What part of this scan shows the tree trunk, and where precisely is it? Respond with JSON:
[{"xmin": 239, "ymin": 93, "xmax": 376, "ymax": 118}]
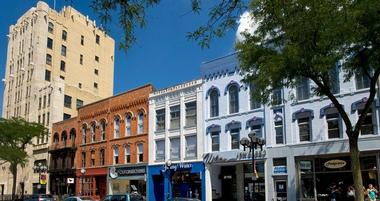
[
  {"xmin": 10, "ymin": 163, "xmax": 17, "ymax": 201},
  {"xmin": 349, "ymin": 135, "xmax": 364, "ymax": 201}
]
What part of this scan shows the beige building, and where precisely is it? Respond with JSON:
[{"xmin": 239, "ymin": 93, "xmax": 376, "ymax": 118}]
[{"xmin": 1, "ymin": 1, "xmax": 114, "ymax": 195}]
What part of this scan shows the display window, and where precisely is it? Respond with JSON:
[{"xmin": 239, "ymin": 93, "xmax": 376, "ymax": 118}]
[{"xmin": 171, "ymin": 171, "xmax": 202, "ymax": 199}]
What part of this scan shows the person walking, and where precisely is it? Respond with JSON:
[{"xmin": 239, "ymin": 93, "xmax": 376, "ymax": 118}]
[
  {"xmin": 347, "ymin": 185, "xmax": 355, "ymax": 201},
  {"xmin": 367, "ymin": 184, "xmax": 378, "ymax": 201}
]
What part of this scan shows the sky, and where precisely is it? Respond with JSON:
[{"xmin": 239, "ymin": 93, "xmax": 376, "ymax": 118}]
[{"xmin": 0, "ymin": 0, "xmax": 245, "ymax": 113}]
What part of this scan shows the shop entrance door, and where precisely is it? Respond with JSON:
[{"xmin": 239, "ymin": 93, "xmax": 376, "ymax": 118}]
[
  {"xmin": 274, "ymin": 180, "xmax": 287, "ymax": 201},
  {"xmin": 221, "ymin": 166, "xmax": 236, "ymax": 201}
]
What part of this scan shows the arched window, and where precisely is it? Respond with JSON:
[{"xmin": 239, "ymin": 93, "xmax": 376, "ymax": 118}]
[
  {"xmin": 100, "ymin": 149, "xmax": 105, "ymax": 166},
  {"xmin": 53, "ymin": 133, "xmax": 59, "ymax": 143},
  {"xmin": 229, "ymin": 85, "xmax": 239, "ymax": 114},
  {"xmin": 210, "ymin": 90, "xmax": 219, "ymax": 117},
  {"xmin": 114, "ymin": 116, "xmax": 120, "ymax": 138},
  {"xmin": 61, "ymin": 131, "xmax": 67, "ymax": 144},
  {"xmin": 70, "ymin": 128, "xmax": 76, "ymax": 143},
  {"xmin": 113, "ymin": 146, "xmax": 119, "ymax": 164},
  {"xmin": 100, "ymin": 120, "xmax": 106, "ymax": 141},
  {"xmin": 138, "ymin": 111, "xmax": 144, "ymax": 134},
  {"xmin": 48, "ymin": 22, "xmax": 54, "ymax": 33},
  {"xmin": 91, "ymin": 122, "xmax": 96, "ymax": 142},
  {"xmin": 90, "ymin": 150, "xmax": 95, "ymax": 166},
  {"xmin": 82, "ymin": 125, "xmax": 87, "ymax": 144},
  {"xmin": 125, "ymin": 114, "xmax": 132, "ymax": 136}
]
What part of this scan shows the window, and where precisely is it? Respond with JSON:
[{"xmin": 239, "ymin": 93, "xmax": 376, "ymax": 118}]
[
  {"xmin": 114, "ymin": 116, "xmax": 120, "ymax": 138},
  {"xmin": 156, "ymin": 109, "xmax": 165, "ymax": 131},
  {"xmin": 47, "ymin": 38, "xmax": 53, "ymax": 49},
  {"xmin": 60, "ymin": 60, "xmax": 65, "ymax": 71},
  {"xmin": 46, "ymin": 54, "xmax": 52, "ymax": 65},
  {"xmin": 48, "ymin": 94, "xmax": 51, "ymax": 107},
  {"xmin": 45, "ymin": 70, "xmax": 51, "ymax": 81},
  {"xmin": 137, "ymin": 144, "xmax": 144, "ymax": 163},
  {"xmin": 170, "ymin": 105, "xmax": 180, "ymax": 129},
  {"xmin": 91, "ymin": 151, "xmax": 95, "ymax": 166},
  {"xmin": 113, "ymin": 147, "xmax": 119, "ymax": 164},
  {"xmin": 91, "ymin": 123, "xmax": 96, "ymax": 142},
  {"xmin": 185, "ymin": 135, "xmax": 197, "ymax": 158},
  {"xmin": 100, "ymin": 121, "xmax": 106, "ymax": 141},
  {"xmin": 94, "ymin": 69, "xmax": 99, "ymax": 75},
  {"xmin": 210, "ymin": 90, "xmax": 219, "ymax": 117},
  {"xmin": 96, "ymin": 34, "xmax": 100, "ymax": 44},
  {"xmin": 125, "ymin": 145, "xmax": 130, "ymax": 163},
  {"xmin": 64, "ymin": 95, "xmax": 72, "ymax": 108},
  {"xmin": 81, "ymin": 35, "xmax": 84, "ymax": 45},
  {"xmin": 63, "ymin": 113, "xmax": 71, "ymax": 120},
  {"xmin": 230, "ymin": 128, "xmax": 240, "ymax": 150},
  {"xmin": 62, "ymin": 30, "xmax": 67, "ymax": 41},
  {"xmin": 272, "ymin": 88, "xmax": 282, "ymax": 105},
  {"xmin": 47, "ymin": 112, "xmax": 50, "ymax": 125},
  {"xmin": 100, "ymin": 149, "xmax": 105, "ymax": 166},
  {"xmin": 82, "ymin": 125, "xmax": 87, "ymax": 144},
  {"xmin": 155, "ymin": 140, "xmax": 165, "ymax": 161},
  {"xmin": 43, "ymin": 95, "xmax": 46, "ymax": 108},
  {"xmin": 296, "ymin": 78, "xmax": 310, "ymax": 101},
  {"xmin": 61, "ymin": 45, "xmax": 67, "ymax": 56},
  {"xmin": 275, "ymin": 119, "xmax": 284, "ymax": 144},
  {"xmin": 250, "ymin": 125, "xmax": 263, "ymax": 139},
  {"xmin": 94, "ymin": 82, "xmax": 98, "ymax": 89},
  {"xmin": 138, "ymin": 112, "xmax": 144, "ymax": 134},
  {"xmin": 211, "ymin": 132, "xmax": 220, "ymax": 152},
  {"xmin": 356, "ymin": 72, "xmax": 370, "ymax": 90},
  {"xmin": 299, "ymin": 117, "xmax": 311, "ymax": 141},
  {"xmin": 327, "ymin": 113, "xmax": 340, "ymax": 139},
  {"xmin": 229, "ymin": 85, "xmax": 239, "ymax": 114},
  {"xmin": 250, "ymin": 84, "xmax": 261, "ymax": 109},
  {"xmin": 170, "ymin": 138, "xmax": 180, "ymax": 160},
  {"xmin": 76, "ymin": 99, "xmax": 83, "ymax": 108},
  {"xmin": 359, "ymin": 107, "xmax": 374, "ymax": 135},
  {"xmin": 81, "ymin": 152, "xmax": 86, "ymax": 167},
  {"xmin": 39, "ymin": 97, "xmax": 42, "ymax": 109},
  {"xmin": 48, "ymin": 22, "xmax": 54, "ymax": 33},
  {"xmin": 125, "ymin": 114, "xmax": 131, "ymax": 136},
  {"xmin": 80, "ymin": 54, "xmax": 83, "ymax": 65},
  {"xmin": 185, "ymin": 102, "xmax": 196, "ymax": 127},
  {"xmin": 60, "ymin": 75, "xmax": 65, "ymax": 80},
  {"xmin": 78, "ymin": 83, "xmax": 82, "ymax": 88},
  {"xmin": 95, "ymin": 56, "xmax": 99, "ymax": 62},
  {"xmin": 330, "ymin": 67, "xmax": 340, "ymax": 94}
]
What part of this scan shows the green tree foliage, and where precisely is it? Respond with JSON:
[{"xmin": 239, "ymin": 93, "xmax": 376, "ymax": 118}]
[
  {"xmin": 0, "ymin": 117, "xmax": 47, "ymax": 199},
  {"xmin": 235, "ymin": 1, "xmax": 380, "ymax": 200}
]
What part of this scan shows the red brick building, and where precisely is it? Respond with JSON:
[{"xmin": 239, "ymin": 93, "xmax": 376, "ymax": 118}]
[{"xmin": 74, "ymin": 84, "xmax": 153, "ymax": 200}]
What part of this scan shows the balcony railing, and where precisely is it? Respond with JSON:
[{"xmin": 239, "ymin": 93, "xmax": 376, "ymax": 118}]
[{"xmin": 48, "ymin": 141, "xmax": 76, "ymax": 152}]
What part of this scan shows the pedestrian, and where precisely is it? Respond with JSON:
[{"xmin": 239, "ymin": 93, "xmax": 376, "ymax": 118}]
[
  {"xmin": 347, "ymin": 185, "xmax": 355, "ymax": 201},
  {"xmin": 367, "ymin": 184, "xmax": 378, "ymax": 201}
]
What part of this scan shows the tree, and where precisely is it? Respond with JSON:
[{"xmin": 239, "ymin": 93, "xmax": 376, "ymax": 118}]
[
  {"xmin": 235, "ymin": 1, "xmax": 380, "ymax": 201},
  {"xmin": 0, "ymin": 117, "xmax": 47, "ymax": 200}
]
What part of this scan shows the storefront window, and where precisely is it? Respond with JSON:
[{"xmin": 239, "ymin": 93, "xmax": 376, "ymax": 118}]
[
  {"xmin": 244, "ymin": 162, "xmax": 265, "ymax": 200},
  {"xmin": 172, "ymin": 171, "xmax": 202, "ymax": 199},
  {"xmin": 299, "ymin": 160, "xmax": 314, "ymax": 199}
]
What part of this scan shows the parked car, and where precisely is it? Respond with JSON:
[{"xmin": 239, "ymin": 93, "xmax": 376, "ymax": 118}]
[
  {"xmin": 24, "ymin": 194, "xmax": 54, "ymax": 201},
  {"xmin": 101, "ymin": 193, "xmax": 145, "ymax": 201},
  {"xmin": 64, "ymin": 196, "xmax": 95, "ymax": 201}
]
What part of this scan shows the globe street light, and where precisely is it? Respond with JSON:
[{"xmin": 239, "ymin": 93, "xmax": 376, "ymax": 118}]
[
  {"xmin": 80, "ymin": 168, "xmax": 86, "ymax": 196},
  {"xmin": 240, "ymin": 132, "xmax": 265, "ymax": 201}
]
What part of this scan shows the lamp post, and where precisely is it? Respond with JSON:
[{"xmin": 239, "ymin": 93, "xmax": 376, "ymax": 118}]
[
  {"xmin": 240, "ymin": 132, "xmax": 265, "ymax": 201},
  {"xmin": 163, "ymin": 160, "xmax": 172, "ymax": 201},
  {"xmin": 33, "ymin": 162, "xmax": 48, "ymax": 194},
  {"xmin": 80, "ymin": 168, "xmax": 86, "ymax": 196}
]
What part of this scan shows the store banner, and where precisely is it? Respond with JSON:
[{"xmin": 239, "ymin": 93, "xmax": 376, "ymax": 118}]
[
  {"xmin": 40, "ymin": 174, "xmax": 47, "ymax": 185},
  {"xmin": 203, "ymin": 149, "xmax": 266, "ymax": 164}
]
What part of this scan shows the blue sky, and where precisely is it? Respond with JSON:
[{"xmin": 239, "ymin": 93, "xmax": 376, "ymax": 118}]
[{"xmin": 0, "ymin": 0, "xmax": 238, "ymax": 113}]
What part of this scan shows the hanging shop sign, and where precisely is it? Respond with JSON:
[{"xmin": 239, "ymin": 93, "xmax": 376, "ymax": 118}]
[
  {"xmin": 40, "ymin": 174, "xmax": 47, "ymax": 185},
  {"xmin": 67, "ymin": 178, "xmax": 75, "ymax": 184},
  {"xmin": 109, "ymin": 165, "xmax": 146, "ymax": 179},
  {"xmin": 324, "ymin": 159, "xmax": 346, "ymax": 169}
]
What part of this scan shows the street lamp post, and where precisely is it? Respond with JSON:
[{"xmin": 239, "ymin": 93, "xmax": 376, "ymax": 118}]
[
  {"xmin": 80, "ymin": 168, "xmax": 86, "ymax": 196},
  {"xmin": 33, "ymin": 162, "xmax": 48, "ymax": 194},
  {"xmin": 163, "ymin": 160, "xmax": 172, "ymax": 201},
  {"xmin": 240, "ymin": 132, "xmax": 265, "ymax": 201}
]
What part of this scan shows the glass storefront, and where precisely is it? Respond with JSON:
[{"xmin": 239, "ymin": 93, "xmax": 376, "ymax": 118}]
[
  {"xmin": 244, "ymin": 161, "xmax": 265, "ymax": 201},
  {"xmin": 110, "ymin": 179, "xmax": 146, "ymax": 196},
  {"xmin": 171, "ymin": 171, "xmax": 202, "ymax": 199}
]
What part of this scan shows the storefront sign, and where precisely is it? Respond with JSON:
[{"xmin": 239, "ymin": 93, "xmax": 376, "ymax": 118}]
[
  {"xmin": 324, "ymin": 159, "xmax": 346, "ymax": 169},
  {"xmin": 67, "ymin": 178, "xmax": 75, "ymax": 184},
  {"xmin": 109, "ymin": 166, "xmax": 146, "ymax": 179},
  {"xmin": 203, "ymin": 150, "xmax": 266, "ymax": 164},
  {"xmin": 273, "ymin": 166, "xmax": 287, "ymax": 174},
  {"xmin": 169, "ymin": 163, "xmax": 193, "ymax": 171}
]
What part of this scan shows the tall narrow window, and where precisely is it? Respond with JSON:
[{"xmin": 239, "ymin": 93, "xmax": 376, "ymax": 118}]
[
  {"xmin": 64, "ymin": 95, "xmax": 72, "ymax": 108},
  {"xmin": 275, "ymin": 119, "xmax": 284, "ymax": 144},
  {"xmin": 96, "ymin": 34, "xmax": 100, "ymax": 44},
  {"xmin": 185, "ymin": 102, "xmax": 197, "ymax": 127},
  {"xmin": 100, "ymin": 149, "xmax": 105, "ymax": 166},
  {"xmin": 100, "ymin": 121, "xmax": 106, "ymax": 141},
  {"xmin": 46, "ymin": 54, "xmax": 52, "ymax": 65},
  {"xmin": 272, "ymin": 88, "xmax": 283, "ymax": 105},
  {"xmin": 113, "ymin": 147, "xmax": 119, "ymax": 164},
  {"xmin": 91, "ymin": 151, "xmax": 95, "ymax": 166},
  {"xmin": 326, "ymin": 112, "xmax": 340, "ymax": 139},
  {"xmin": 61, "ymin": 45, "xmax": 67, "ymax": 56},
  {"xmin": 62, "ymin": 30, "xmax": 67, "ymax": 41},
  {"xmin": 60, "ymin": 60, "xmax": 65, "ymax": 71},
  {"xmin": 82, "ymin": 125, "xmax": 87, "ymax": 144},
  {"xmin": 114, "ymin": 116, "xmax": 120, "ymax": 138},
  {"xmin": 81, "ymin": 35, "xmax": 84, "ymax": 45},
  {"xmin": 81, "ymin": 152, "xmax": 86, "ymax": 167},
  {"xmin": 210, "ymin": 90, "xmax": 219, "ymax": 117},
  {"xmin": 80, "ymin": 54, "xmax": 83, "ymax": 65},
  {"xmin": 47, "ymin": 38, "xmax": 53, "ymax": 49},
  {"xmin": 156, "ymin": 109, "xmax": 165, "ymax": 131},
  {"xmin": 170, "ymin": 138, "xmax": 180, "ymax": 160},
  {"xmin": 230, "ymin": 128, "xmax": 240, "ymax": 150},
  {"xmin": 170, "ymin": 105, "xmax": 180, "ymax": 129},
  {"xmin": 211, "ymin": 131, "xmax": 220, "ymax": 152},
  {"xmin": 229, "ymin": 85, "xmax": 239, "ymax": 114},
  {"xmin": 125, "ymin": 145, "xmax": 130, "ymax": 163},
  {"xmin": 250, "ymin": 125, "xmax": 263, "ymax": 139},
  {"xmin": 185, "ymin": 135, "xmax": 197, "ymax": 159},
  {"xmin": 356, "ymin": 72, "xmax": 370, "ymax": 90},
  {"xmin": 359, "ymin": 107, "xmax": 374, "ymax": 135},
  {"xmin": 137, "ymin": 144, "xmax": 144, "ymax": 163},
  {"xmin": 296, "ymin": 78, "xmax": 310, "ymax": 101},
  {"xmin": 48, "ymin": 22, "xmax": 54, "ymax": 33},
  {"xmin": 125, "ymin": 114, "xmax": 131, "ymax": 136},
  {"xmin": 138, "ymin": 112, "xmax": 144, "ymax": 134},
  {"xmin": 91, "ymin": 123, "xmax": 96, "ymax": 142},
  {"xmin": 250, "ymin": 84, "xmax": 261, "ymax": 109},
  {"xmin": 330, "ymin": 66, "xmax": 340, "ymax": 94},
  {"xmin": 298, "ymin": 117, "xmax": 311, "ymax": 142},
  {"xmin": 155, "ymin": 140, "xmax": 165, "ymax": 161}
]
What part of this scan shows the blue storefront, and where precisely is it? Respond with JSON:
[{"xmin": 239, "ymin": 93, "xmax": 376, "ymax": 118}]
[{"xmin": 147, "ymin": 162, "xmax": 205, "ymax": 201}]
